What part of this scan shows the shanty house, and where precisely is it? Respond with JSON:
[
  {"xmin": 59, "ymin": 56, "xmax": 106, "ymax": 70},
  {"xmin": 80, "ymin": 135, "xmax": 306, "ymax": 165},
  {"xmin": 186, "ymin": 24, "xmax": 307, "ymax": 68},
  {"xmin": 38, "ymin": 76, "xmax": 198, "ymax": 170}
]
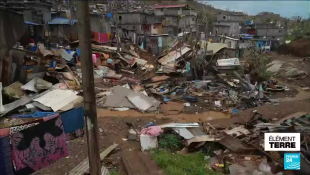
[
  {"xmin": 220, "ymin": 36, "xmax": 239, "ymax": 49},
  {"xmin": 1, "ymin": 0, "xmax": 52, "ymax": 41},
  {"xmin": 162, "ymin": 16, "xmax": 178, "ymax": 35},
  {"xmin": 155, "ymin": 4, "xmax": 197, "ymax": 35},
  {"xmin": 213, "ymin": 12, "xmax": 243, "ymax": 36},
  {"xmin": 2, "ymin": 0, "xmax": 52, "ymax": 25},
  {"xmin": 89, "ymin": 13, "xmax": 111, "ymax": 33},
  {"xmin": 116, "ymin": 12, "xmax": 148, "ymax": 35},
  {"xmin": 48, "ymin": 17, "xmax": 78, "ymax": 41},
  {"xmin": 146, "ymin": 34, "xmax": 176, "ymax": 56},
  {"xmin": 245, "ymin": 22, "xmax": 284, "ymax": 40}
]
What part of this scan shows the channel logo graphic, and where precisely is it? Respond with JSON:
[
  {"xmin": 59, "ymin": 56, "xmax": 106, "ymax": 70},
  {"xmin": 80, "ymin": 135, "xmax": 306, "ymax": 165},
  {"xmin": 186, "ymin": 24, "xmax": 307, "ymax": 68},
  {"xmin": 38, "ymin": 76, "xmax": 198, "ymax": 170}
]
[
  {"xmin": 264, "ymin": 133, "xmax": 300, "ymax": 151},
  {"xmin": 284, "ymin": 153, "xmax": 300, "ymax": 170}
]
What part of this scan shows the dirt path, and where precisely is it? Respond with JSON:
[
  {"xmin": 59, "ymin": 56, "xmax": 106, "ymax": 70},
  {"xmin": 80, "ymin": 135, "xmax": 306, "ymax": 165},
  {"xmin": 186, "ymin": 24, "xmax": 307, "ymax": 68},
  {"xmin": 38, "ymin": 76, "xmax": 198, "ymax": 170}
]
[
  {"xmin": 277, "ymin": 88, "xmax": 310, "ymax": 102},
  {"xmin": 97, "ymin": 108, "xmax": 231, "ymax": 122},
  {"xmin": 271, "ymin": 79, "xmax": 310, "ymax": 102}
]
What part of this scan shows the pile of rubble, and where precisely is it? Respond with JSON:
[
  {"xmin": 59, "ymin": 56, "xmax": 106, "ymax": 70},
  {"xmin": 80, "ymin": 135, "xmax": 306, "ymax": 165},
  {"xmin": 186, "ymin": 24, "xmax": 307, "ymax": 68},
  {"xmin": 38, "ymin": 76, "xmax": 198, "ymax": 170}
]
[
  {"xmin": 2, "ymin": 31, "xmax": 306, "ymax": 174},
  {"xmin": 3, "ymin": 36, "xmax": 296, "ymax": 118},
  {"xmin": 124, "ymin": 111, "xmax": 310, "ymax": 175},
  {"xmin": 72, "ymin": 39, "xmax": 299, "ymax": 114}
]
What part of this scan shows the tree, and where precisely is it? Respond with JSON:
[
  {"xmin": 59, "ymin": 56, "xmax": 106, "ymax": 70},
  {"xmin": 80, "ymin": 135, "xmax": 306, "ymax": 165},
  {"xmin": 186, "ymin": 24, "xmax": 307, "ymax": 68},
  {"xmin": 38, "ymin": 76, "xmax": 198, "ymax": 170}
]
[{"xmin": 287, "ymin": 16, "xmax": 310, "ymax": 40}]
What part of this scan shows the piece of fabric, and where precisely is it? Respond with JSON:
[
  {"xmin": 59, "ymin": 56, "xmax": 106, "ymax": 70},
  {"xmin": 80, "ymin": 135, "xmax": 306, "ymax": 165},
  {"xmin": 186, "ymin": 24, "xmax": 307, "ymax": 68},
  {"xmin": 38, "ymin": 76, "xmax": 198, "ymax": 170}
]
[
  {"xmin": 76, "ymin": 48, "xmax": 80, "ymax": 56},
  {"xmin": 107, "ymin": 13, "xmax": 113, "ymax": 18},
  {"xmin": 103, "ymin": 53, "xmax": 109, "ymax": 59},
  {"xmin": 43, "ymin": 113, "xmax": 60, "ymax": 121},
  {"xmin": 158, "ymin": 37, "xmax": 163, "ymax": 47},
  {"xmin": 29, "ymin": 46, "xmax": 37, "ymax": 52},
  {"xmin": 94, "ymin": 32, "xmax": 99, "ymax": 42},
  {"xmin": 13, "ymin": 111, "xmax": 58, "ymax": 118},
  {"xmin": 99, "ymin": 33, "xmax": 109, "ymax": 43},
  {"xmin": 60, "ymin": 106, "xmax": 85, "ymax": 133},
  {"xmin": 0, "ymin": 128, "xmax": 10, "ymax": 138},
  {"xmin": 141, "ymin": 126, "xmax": 162, "ymax": 137},
  {"xmin": 0, "ymin": 137, "xmax": 15, "ymax": 175},
  {"xmin": 11, "ymin": 117, "xmax": 68, "ymax": 175},
  {"xmin": 107, "ymin": 58, "xmax": 113, "ymax": 64},
  {"xmin": 92, "ymin": 54, "xmax": 97, "ymax": 64},
  {"xmin": 10, "ymin": 123, "xmax": 39, "ymax": 135}
]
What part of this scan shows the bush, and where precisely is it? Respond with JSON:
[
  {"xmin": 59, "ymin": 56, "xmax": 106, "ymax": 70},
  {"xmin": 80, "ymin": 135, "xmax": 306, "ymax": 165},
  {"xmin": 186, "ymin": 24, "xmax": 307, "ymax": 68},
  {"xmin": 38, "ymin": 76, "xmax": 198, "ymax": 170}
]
[
  {"xmin": 243, "ymin": 47, "xmax": 272, "ymax": 82},
  {"xmin": 158, "ymin": 134, "xmax": 182, "ymax": 151},
  {"xmin": 150, "ymin": 149, "xmax": 221, "ymax": 175}
]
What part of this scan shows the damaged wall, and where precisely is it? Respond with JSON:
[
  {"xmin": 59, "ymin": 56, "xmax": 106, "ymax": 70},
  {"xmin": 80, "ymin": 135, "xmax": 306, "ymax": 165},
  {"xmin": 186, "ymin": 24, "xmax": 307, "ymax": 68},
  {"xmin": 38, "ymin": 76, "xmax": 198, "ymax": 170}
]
[
  {"xmin": 49, "ymin": 24, "xmax": 79, "ymax": 41},
  {"xmin": 0, "ymin": 9, "xmax": 27, "ymax": 86},
  {"xmin": 179, "ymin": 16, "xmax": 196, "ymax": 29},
  {"xmin": 116, "ymin": 13, "xmax": 147, "ymax": 25},
  {"xmin": 90, "ymin": 14, "xmax": 111, "ymax": 33},
  {"xmin": 162, "ymin": 26, "xmax": 178, "ymax": 35},
  {"xmin": 155, "ymin": 8, "xmax": 182, "ymax": 16},
  {"xmin": 162, "ymin": 17, "xmax": 178, "ymax": 26},
  {"xmin": 151, "ymin": 24, "xmax": 163, "ymax": 34}
]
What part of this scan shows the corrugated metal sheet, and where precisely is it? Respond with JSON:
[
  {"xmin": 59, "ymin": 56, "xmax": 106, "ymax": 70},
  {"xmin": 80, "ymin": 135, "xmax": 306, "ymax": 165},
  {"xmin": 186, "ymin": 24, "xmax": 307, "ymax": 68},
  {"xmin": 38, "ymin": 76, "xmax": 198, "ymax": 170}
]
[
  {"xmin": 24, "ymin": 20, "xmax": 40, "ymax": 26},
  {"xmin": 48, "ymin": 17, "xmax": 77, "ymax": 25},
  {"xmin": 158, "ymin": 47, "xmax": 191, "ymax": 65},
  {"xmin": 200, "ymin": 40, "xmax": 227, "ymax": 54}
]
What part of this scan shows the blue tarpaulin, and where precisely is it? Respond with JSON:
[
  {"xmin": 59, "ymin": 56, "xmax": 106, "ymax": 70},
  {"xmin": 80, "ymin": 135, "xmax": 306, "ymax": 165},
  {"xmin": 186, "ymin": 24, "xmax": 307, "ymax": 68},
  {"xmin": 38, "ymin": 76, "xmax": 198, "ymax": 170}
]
[
  {"xmin": 107, "ymin": 13, "xmax": 113, "ymax": 18},
  {"xmin": 48, "ymin": 17, "xmax": 77, "ymax": 25},
  {"xmin": 60, "ymin": 106, "xmax": 84, "ymax": 133}
]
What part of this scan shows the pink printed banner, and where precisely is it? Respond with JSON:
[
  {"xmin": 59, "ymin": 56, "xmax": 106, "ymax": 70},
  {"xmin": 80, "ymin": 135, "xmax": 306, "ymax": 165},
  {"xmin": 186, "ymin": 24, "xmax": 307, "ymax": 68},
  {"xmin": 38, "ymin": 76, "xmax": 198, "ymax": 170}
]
[{"xmin": 11, "ymin": 117, "xmax": 68, "ymax": 174}]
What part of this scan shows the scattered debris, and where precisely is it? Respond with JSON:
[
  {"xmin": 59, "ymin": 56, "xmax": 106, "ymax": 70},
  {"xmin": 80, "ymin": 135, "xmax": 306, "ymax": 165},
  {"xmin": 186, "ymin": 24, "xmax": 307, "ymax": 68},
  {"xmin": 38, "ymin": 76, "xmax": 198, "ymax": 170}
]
[
  {"xmin": 140, "ymin": 134, "xmax": 158, "ymax": 151},
  {"xmin": 68, "ymin": 144, "xmax": 118, "ymax": 175},
  {"xmin": 160, "ymin": 101, "xmax": 184, "ymax": 115}
]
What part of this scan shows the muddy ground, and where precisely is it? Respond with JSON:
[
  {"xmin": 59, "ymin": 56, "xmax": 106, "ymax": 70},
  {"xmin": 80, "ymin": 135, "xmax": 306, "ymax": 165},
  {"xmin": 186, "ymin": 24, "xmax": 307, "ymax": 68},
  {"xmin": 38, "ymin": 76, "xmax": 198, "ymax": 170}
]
[
  {"xmin": 34, "ymin": 100, "xmax": 310, "ymax": 175},
  {"xmin": 34, "ymin": 53, "xmax": 310, "ymax": 175},
  {"xmin": 267, "ymin": 52, "xmax": 310, "ymax": 87}
]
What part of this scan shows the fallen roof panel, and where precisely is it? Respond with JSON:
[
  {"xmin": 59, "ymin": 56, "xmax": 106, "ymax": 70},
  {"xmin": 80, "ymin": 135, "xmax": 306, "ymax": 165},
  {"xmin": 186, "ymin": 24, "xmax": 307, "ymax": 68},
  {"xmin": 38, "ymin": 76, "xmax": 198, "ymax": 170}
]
[{"xmin": 158, "ymin": 47, "xmax": 191, "ymax": 65}]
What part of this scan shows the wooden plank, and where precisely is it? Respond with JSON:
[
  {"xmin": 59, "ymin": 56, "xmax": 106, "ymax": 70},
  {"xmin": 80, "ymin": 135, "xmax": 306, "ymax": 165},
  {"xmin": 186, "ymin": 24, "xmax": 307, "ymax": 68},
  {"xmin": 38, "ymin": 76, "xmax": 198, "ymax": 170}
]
[
  {"xmin": 185, "ymin": 135, "xmax": 222, "ymax": 146},
  {"xmin": 69, "ymin": 144, "xmax": 118, "ymax": 175},
  {"xmin": 219, "ymin": 135, "xmax": 255, "ymax": 153},
  {"xmin": 122, "ymin": 151, "xmax": 149, "ymax": 175}
]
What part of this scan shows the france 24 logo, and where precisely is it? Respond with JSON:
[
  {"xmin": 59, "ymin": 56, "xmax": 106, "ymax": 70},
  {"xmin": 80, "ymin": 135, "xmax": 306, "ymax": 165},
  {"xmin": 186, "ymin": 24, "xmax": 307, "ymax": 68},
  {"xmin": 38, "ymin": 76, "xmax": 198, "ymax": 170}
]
[{"xmin": 284, "ymin": 153, "xmax": 300, "ymax": 170}]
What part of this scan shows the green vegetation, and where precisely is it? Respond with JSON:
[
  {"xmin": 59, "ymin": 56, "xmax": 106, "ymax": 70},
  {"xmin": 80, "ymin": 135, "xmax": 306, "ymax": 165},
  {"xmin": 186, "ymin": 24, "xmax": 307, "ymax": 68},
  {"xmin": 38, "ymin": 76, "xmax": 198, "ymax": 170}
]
[
  {"xmin": 151, "ymin": 134, "xmax": 222, "ymax": 175},
  {"xmin": 109, "ymin": 169, "xmax": 120, "ymax": 175},
  {"xmin": 242, "ymin": 47, "xmax": 272, "ymax": 82},
  {"xmin": 158, "ymin": 134, "xmax": 182, "ymax": 151},
  {"xmin": 286, "ymin": 16, "xmax": 310, "ymax": 40},
  {"xmin": 257, "ymin": 55, "xmax": 272, "ymax": 81},
  {"xmin": 150, "ymin": 149, "xmax": 220, "ymax": 175}
]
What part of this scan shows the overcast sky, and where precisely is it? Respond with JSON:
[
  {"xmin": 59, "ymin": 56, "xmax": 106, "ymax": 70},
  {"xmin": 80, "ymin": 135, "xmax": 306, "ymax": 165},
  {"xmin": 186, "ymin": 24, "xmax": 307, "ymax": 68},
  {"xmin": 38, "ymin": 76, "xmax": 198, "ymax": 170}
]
[{"xmin": 203, "ymin": 1, "xmax": 310, "ymax": 18}]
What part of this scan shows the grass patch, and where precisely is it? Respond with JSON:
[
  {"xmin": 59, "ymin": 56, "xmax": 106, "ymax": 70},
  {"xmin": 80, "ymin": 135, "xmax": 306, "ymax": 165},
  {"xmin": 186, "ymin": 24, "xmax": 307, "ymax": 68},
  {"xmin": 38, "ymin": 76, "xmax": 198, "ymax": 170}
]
[
  {"xmin": 158, "ymin": 134, "xmax": 183, "ymax": 151},
  {"xmin": 150, "ymin": 149, "xmax": 221, "ymax": 175},
  {"xmin": 109, "ymin": 169, "xmax": 120, "ymax": 175}
]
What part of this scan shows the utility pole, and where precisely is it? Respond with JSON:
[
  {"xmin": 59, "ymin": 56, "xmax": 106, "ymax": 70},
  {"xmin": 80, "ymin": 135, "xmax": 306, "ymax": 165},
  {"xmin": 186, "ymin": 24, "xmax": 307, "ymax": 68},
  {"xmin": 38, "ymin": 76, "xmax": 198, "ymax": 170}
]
[{"xmin": 76, "ymin": 1, "xmax": 101, "ymax": 175}]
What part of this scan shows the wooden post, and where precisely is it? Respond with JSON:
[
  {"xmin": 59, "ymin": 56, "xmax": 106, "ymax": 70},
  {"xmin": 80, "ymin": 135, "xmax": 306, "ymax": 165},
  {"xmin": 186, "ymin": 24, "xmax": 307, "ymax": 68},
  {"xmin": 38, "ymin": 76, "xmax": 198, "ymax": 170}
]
[{"xmin": 76, "ymin": 1, "xmax": 101, "ymax": 175}]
